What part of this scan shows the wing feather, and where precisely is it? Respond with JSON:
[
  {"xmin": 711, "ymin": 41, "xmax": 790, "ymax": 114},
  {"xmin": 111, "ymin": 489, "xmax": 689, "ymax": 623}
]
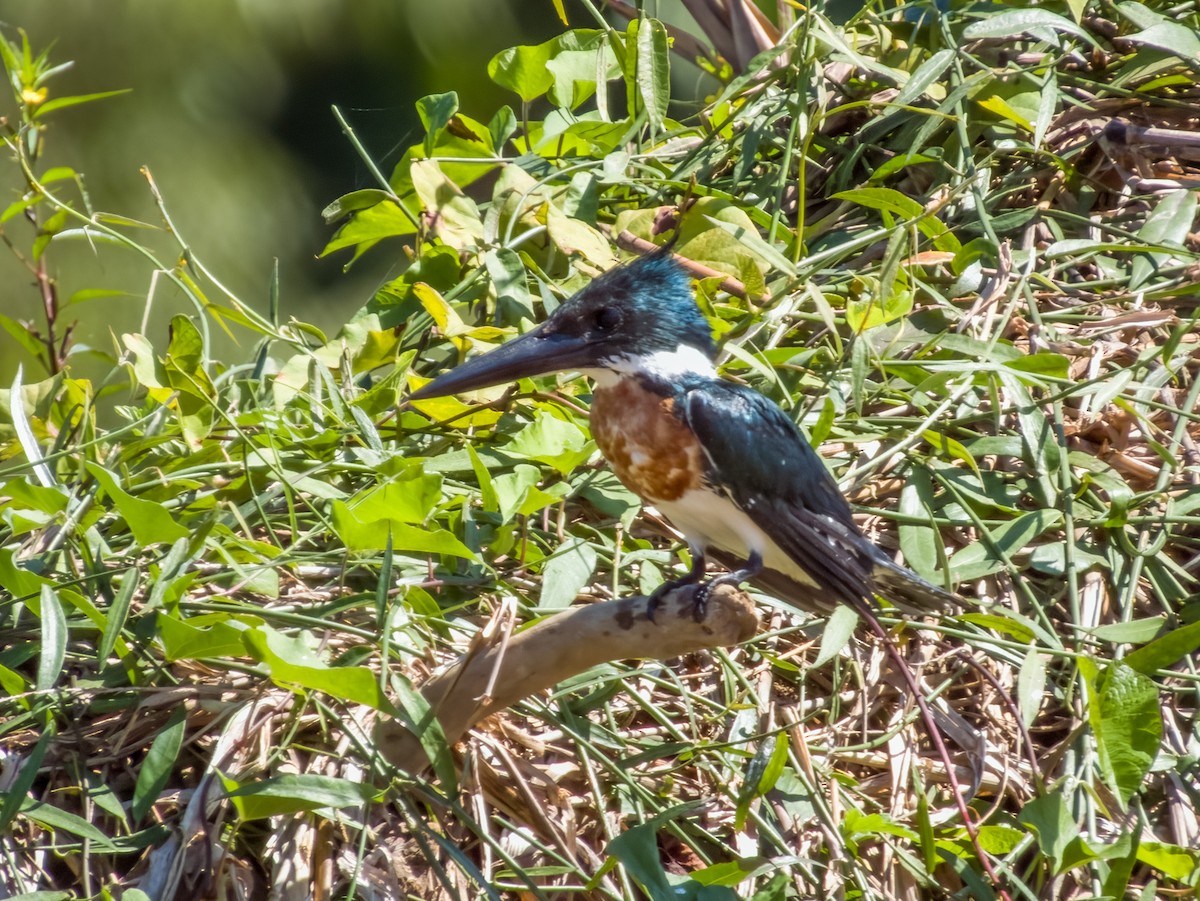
[
  {"xmin": 679, "ymin": 380, "xmax": 958, "ymax": 613},
  {"xmin": 679, "ymin": 381, "xmax": 878, "ymax": 607}
]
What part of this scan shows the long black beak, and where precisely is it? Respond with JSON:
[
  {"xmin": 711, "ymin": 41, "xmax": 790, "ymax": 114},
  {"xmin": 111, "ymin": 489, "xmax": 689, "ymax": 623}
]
[{"xmin": 409, "ymin": 323, "xmax": 596, "ymax": 400}]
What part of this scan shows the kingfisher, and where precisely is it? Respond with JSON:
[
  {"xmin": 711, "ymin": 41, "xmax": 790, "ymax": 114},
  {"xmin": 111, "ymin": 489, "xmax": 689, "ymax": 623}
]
[{"xmin": 410, "ymin": 248, "xmax": 958, "ymax": 620}]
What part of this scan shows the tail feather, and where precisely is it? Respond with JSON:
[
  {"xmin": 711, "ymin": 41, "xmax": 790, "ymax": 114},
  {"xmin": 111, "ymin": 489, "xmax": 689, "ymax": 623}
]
[
  {"xmin": 707, "ymin": 546, "xmax": 961, "ymax": 617},
  {"xmin": 869, "ymin": 554, "xmax": 961, "ymax": 615}
]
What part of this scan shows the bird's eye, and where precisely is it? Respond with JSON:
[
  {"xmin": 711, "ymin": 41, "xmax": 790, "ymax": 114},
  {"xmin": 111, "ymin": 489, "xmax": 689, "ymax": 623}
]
[{"xmin": 594, "ymin": 307, "xmax": 621, "ymax": 330}]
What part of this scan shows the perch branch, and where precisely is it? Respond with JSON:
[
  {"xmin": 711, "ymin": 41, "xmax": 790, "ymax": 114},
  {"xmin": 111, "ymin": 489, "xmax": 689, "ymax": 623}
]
[{"xmin": 376, "ymin": 584, "xmax": 758, "ymax": 773}]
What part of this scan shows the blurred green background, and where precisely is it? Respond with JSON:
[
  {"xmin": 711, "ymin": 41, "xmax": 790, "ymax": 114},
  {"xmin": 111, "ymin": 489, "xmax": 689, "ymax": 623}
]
[{"xmin": 0, "ymin": 1, "xmax": 578, "ymax": 386}]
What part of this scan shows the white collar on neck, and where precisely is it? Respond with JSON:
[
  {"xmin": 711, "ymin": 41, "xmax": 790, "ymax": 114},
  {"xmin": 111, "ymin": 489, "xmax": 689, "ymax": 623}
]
[{"xmin": 585, "ymin": 344, "xmax": 716, "ymax": 387}]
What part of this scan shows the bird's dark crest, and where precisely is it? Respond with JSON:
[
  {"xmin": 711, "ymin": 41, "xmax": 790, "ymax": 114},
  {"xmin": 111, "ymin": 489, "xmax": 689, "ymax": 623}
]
[{"xmin": 545, "ymin": 247, "xmax": 716, "ymax": 359}]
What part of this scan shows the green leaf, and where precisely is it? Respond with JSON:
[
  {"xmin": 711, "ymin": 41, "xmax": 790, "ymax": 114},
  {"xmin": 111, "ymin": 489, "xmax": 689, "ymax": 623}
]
[
  {"xmin": 835, "ymin": 186, "xmax": 922, "ymax": 220},
  {"xmin": 747, "ymin": 874, "xmax": 790, "ymax": 901},
  {"xmin": 321, "ymin": 188, "xmax": 395, "ymax": 224},
  {"xmin": 243, "ymin": 626, "xmax": 398, "ymax": 713},
  {"xmin": 19, "ymin": 798, "xmax": 113, "ymax": 845},
  {"xmin": 388, "ymin": 671, "xmax": 458, "ymax": 792},
  {"xmin": 846, "ymin": 272, "xmax": 913, "ymax": 332},
  {"xmin": 736, "ymin": 732, "xmax": 789, "ymax": 834},
  {"xmin": 132, "ymin": 707, "xmax": 186, "ymax": 822},
  {"xmin": 607, "ymin": 820, "xmax": 677, "ymax": 898},
  {"xmin": 539, "ymin": 537, "xmax": 597, "ymax": 610},
  {"xmin": 0, "ymin": 727, "xmax": 53, "ymax": 833},
  {"xmin": 331, "ymin": 500, "xmax": 476, "ymax": 559},
  {"xmin": 545, "ymin": 33, "xmax": 620, "ymax": 109},
  {"xmin": 484, "ymin": 247, "xmax": 533, "ymax": 322},
  {"xmin": 0, "ymin": 313, "xmax": 49, "ymax": 360},
  {"xmin": 1018, "ymin": 791, "xmax": 1079, "ymax": 866},
  {"xmin": 97, "ymin": 566, "xmax": 137, "ymax": 657},
  {"xmin": 922, "ymin": 430, "xmax": 980, "ymax": 476},
  {"xmin": 351, "ymin": 465, "xmax": 444, "ymax": 524},
  {"xmin": 321, "ymin": 197, "xmax": 418, "ymax": 258},
  {"xmin": 545, "ymin": 203, "xmax": 617, "ymax": 266},
  {"xmin": 85, "ymin": 461, "xmax": 190, "ymax": 546},
  {"xmin": 223, "ymin": 773, "xmax": 378, "ymax": 821},
  {"xmin": 68, "ymin": 287, "xmax": 135, "ymax": 305},
  {"xmin": 1003, "ymin": 352, "xmax": 1070, "ymax": 380},
  {"xmin": 34, "ymin": 88, "xmax": 131, "ymax": 117},
  {"xmin": 488, "ymin": 104, "xmax": 518, "ymax": 149},
  {"xmin": 410, "ymin": 160, "xmax": 485, "ymax": 250},
  {"xmin": 466, "ymin": 444, "xmax": 499, "ymax": 513},
  {"xmin": 813, "ymin": 605, "xmax": 858, "ymax": 668},
  {"xmin": 504, "ymin": 411, "xmax": 591, "ymax": 475},
  {"xmin": 0, "ymin": 548, "xmax": 52, "ymax": 604},
  {"xmin": 962, "ymin": 9, "xmax": 1095, "ymax": 44},
  {"xmin": 1131, "ymin": 189, "xmax": 1198, "ymax": 291},
  {"xmin": 488, "ymin": 27, "xmax": 618, "ymax": 107},
  {"xmin": 861, "ymin": 49, "xmax": 954, "ymax": 141},
  {"xmin": 416, "ymin": 91, "xmax": 459, "ymax": 156},
  {"xmin": 898, "ymin": 468, "xmax": 942, "ymax": 580},
  {"xmin": 842, "ymin": 809, "xmax": 918, "ymax": 852},
  {"xmin": 1086, "ymin": 660, "xmax": 1162, "ymax": 809},
  {"xmin": 492, "ymin": 464, "xmax": 570, "ymax": 523},
  {"xmin": 1034, "ymin": 68, "xmax": 1057, "ymax": 149},
  {"xmin": 0, "ymin": 663, "xmax": 25, "ymax": 699},
  {"xmin": 1087, "ymin": 617, "xmax": 1165, "ymax": 645},
  {"xmin": 1017, "ymin": 645, "xmax": 1046, "ymax": 727},
  {"xmin": 977, "ymin": 94, "xmax": 1033, "ymax": 132},
  {"xmin": 1137, "ymin": 841, "xmax": 1199, "ymax": 882},
  {"xmin": 977, "ymin": 824, "xmax": 1026, "ymax": 854},
  {"xmin": 162, "ymin": 314, "xmax": 216, "ymax": 446},
  {"xmin": 1122, "ymin": 619, "xmax": 1200, "ymax": 674},
  {"xmin": 159, "ymin": 612, "xmax": 251, "ymax": 662},
  {"xmin": 488, "ymin": 41, "xmax": 555, "ymax": 103},
  {"xmin": 8, "ymin": 364, "xmax": 55, "ymax": 486},
  {"xmin": 959, "ymin": 611, "xmax": 1043, "ymax": 646},
  {"xmin": 690, "ymin": 859, "xmax": 760, "ymax": 887},
  {"xmin": 632, "ymin": 18, "xmax": 669, "ymax": 130},
  {"xmin": 36, "ymin": 585, "xmax": 66, "ymax": 692},
  {"xmin": 808, "ymin": 394, "xmax": 837, "ymax": 447},
  {"xmin": 832, "ymin": 188, "xmax": 958, "ymax": 252},
  {"xmin": 1123, "ymin": 21, "xmax": 1200, "ymax": 68},
  {"xmin": 949, "ymin": 509, "xmax": 1061, "ymax": 581},
  {"xmin": 1101, "ymin": 832, "xmax": 1138, "ymax": 900}
]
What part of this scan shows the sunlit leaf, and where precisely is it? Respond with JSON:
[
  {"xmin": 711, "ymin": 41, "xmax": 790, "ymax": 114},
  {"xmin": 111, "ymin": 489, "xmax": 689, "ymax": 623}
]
[
  {"xmin": 223, "ymin": 773, "xmax": 379, "ymax": 821},
  {"xmin": 243, "ymin": 626, "xmax": 397, "ymax": 713},
  {"xmin": 1082, "ymin": 659, "xmax": 1162, "ymax": 809},
  {"xmin": 85, "ymin": 462, "xmax": 190, "ymax": 546},
  {"xmin": 331, "ymin": 501, "xmax": 476, "ymax": 560},
  {"xmin": 812, "ymin": 605, "xmax": 857, "ymax": 668},
  {"xmin": 1122, "ymin": 619, "xmax": 1200, "ymax": 675},
  {"xmin": 416, "ymin": 91, "xmax": 459, "ymax": 156},
  {"xmin": 36, "ymin": 585, "xmax": 65, "ymax": 692},
  {"xmin": 34, "ymin": 87, "xmax": 131, "ymax": 117},
  {"xmin": 539, "ymin": 537, "xmax": 597, "ymax": 609}
]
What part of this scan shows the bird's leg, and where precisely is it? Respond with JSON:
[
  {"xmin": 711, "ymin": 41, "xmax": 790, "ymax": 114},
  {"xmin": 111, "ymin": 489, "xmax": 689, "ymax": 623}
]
[
  {"xmin": 646, "ymin": 548, "xmax": 707, "ymax": 623},
  {"xmin": 691, "ymin": 551, "xmax": 763, "ymax": 622}
]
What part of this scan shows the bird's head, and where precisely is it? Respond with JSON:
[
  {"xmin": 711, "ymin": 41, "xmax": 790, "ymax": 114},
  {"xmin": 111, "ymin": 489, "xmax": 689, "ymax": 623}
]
[{"xmin": 410, "ymin": 249, "xmax": 716, "ymax": 399}]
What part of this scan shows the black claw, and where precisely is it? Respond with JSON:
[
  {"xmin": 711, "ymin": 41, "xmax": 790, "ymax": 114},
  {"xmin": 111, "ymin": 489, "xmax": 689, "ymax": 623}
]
[
  {"xmin": 646, "ymin": 551, "xmax": 708, "ymax": 624},
  {"xmin": 689, "ymin": 551, "xmax": 765, "ymax": 622},
  {"xmin": 645, "ymin": 584, "xmax": 669, "ymax": 623}
]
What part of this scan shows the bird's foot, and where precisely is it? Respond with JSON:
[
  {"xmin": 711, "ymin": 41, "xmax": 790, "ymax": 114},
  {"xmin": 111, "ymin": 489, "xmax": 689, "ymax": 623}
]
[
  {"xmin": 688, "ymin": 573, "xmax": 738, "ymax": 622},
  {"xmin": 646, "ymin": 551, "xmax": 709, "ymax": 623},
  {"xmin": 646, "ymin": 577, "xmax": 694, "ymax": 623},
  {"xmin": 687, "ymin": 551, "xmax": 764, "ymax": 622}
]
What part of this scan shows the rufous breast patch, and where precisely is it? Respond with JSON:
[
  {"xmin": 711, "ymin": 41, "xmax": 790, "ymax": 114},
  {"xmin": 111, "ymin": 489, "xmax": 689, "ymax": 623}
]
[{"xmin": 590, "ymin": 380, "xmax": 703, "ymax": 502}]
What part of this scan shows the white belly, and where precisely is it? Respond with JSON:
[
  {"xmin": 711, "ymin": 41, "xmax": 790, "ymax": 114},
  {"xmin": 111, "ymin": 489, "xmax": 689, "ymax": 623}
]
[{"xmin": 654, "ymin": 488, "xmax": 818, "ymax": 587}]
